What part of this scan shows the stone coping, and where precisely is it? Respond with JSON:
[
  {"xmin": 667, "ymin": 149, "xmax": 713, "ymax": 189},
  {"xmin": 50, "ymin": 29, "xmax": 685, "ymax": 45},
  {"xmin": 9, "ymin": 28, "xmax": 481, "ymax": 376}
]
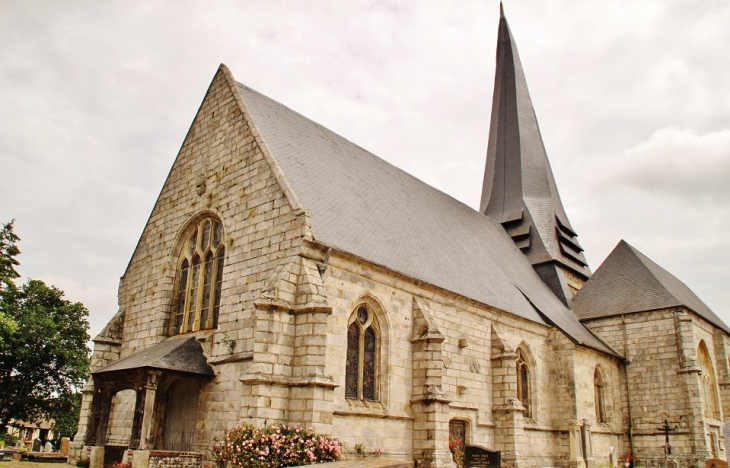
[{"xmin": 291, "ymin": 459, "xmax": 412, "ymax": 468}]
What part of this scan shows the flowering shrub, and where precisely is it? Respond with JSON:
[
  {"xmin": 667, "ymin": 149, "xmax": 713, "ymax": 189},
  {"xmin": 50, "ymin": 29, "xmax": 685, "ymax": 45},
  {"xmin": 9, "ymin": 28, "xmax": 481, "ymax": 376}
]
[
  {"xmin": 212, "ymin": 422, "xmax": 342, "ymax": 468},
  {"xmin": 448, "ymin": 436, "xmax": 463, "ymax": 467}
]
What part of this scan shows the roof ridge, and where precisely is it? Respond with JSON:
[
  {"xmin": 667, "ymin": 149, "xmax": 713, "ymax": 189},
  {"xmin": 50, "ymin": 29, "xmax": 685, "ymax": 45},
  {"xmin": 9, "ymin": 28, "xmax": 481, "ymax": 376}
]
[
  {"xmin": 621, "ymin": 240, "xmax": 729, "ymax": 333},
  {"xmin": 574, "ymin": 240, "xmax": 730, "ymax": 335},
  {"xmin": 617, "ymin": 240, "xmax": 681, "ymax": 306}
]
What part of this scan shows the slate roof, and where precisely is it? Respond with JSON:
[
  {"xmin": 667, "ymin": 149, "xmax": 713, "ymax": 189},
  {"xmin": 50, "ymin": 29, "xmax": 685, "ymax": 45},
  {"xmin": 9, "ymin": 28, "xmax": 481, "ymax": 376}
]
[
  {"xmin": 235, "ymin": 81, "xmax": 617, "ymax": 356},
  {"xmin": 92, "ymin": 336, "xmax": 215, "ymax": 376},
  {"xmin": 573, "ymin": 240, "xmax": 730, "ymax": 334},
  {"xmin": 479, "ymin": 6, "xmax": 590, "ymax": 280}
]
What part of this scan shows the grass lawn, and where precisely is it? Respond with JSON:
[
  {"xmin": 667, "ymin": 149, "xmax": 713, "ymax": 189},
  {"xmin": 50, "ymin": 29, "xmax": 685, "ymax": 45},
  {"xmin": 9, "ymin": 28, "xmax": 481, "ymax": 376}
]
[{"xmin": 0, "ymin": 461, "xmax": 71, "ymax": 468}]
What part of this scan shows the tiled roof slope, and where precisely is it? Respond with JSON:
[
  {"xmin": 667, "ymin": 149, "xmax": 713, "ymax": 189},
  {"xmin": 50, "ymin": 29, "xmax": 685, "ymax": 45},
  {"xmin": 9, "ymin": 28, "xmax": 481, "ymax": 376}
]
[
  {"xmin": 479, "ymin": 6, "xmax": 590, "ymax": 282},
  {"xmin": 573, "ymin": 240, "xmax": 730, "ymax": 334},
  {"xmin": 235, "ymin": 81, "xmax": 617, "ymax": 356},
  {"xmin": 92, "ymin": 336, "xmax": 215, "ymax": 376}
]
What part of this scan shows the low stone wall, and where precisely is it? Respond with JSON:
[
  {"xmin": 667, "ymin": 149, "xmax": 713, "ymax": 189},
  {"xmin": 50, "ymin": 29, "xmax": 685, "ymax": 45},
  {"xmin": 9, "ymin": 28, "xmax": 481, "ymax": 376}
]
[
  {"xmin": 126, "ymin": 449, "xmax": 203, "ymax": 468},
  {"xmin": 148, "ymin": 451, "xmax": 203, "ymax": 468},
  {"xmin": 81, "ymin": 447, "xmax": 203, "ymax": 468}
]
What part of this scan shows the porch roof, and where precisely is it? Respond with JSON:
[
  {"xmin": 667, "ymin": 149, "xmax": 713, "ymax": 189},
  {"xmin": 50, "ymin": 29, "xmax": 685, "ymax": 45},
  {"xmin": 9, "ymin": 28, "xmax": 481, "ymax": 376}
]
[{"xmin": 91, "ymin": 336, "xmax": 215, "ymax": 376}]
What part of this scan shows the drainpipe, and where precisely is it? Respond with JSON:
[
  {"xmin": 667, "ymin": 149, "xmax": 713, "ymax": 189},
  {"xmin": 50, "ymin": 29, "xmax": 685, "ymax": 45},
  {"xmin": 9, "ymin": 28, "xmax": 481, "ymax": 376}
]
[{"xmin": 622, "ymin": 315, "xmax": 635, "ymax": 461}]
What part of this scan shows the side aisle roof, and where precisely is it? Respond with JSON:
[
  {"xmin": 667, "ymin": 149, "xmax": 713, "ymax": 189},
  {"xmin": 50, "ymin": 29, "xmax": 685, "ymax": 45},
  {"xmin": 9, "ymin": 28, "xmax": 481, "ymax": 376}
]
[{"xmin": 573, "ymin": 240, "xmax": 730, "ymax": 335}]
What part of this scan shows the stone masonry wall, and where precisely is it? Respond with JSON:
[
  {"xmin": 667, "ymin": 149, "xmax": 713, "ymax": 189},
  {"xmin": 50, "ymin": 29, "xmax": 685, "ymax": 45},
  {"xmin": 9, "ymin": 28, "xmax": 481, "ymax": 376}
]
[
  {"xmin": 584, "ymin": 308, "xmax": 729, "ymax": 462},
  {"xmin": 105, "ymin": 389, "xmax": 136, "ymax": 445},
  {"xmin": 322, "ymin": 250, "xmax": 617, "ymax": 465},
  {"xmin": 148, "ymin": 451, "xmax": 203, "ymax": 468},
  {"xmin": 93, "ymin": 65, "xmax": 308, "ymax": 454},
  {"xmin": 87, "ymin": 62, "xmax": 629, "ymax": 468}
]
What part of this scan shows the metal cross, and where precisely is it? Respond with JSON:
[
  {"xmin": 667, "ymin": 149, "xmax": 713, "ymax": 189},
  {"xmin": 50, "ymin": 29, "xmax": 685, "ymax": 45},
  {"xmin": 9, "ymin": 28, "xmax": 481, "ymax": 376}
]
[{"xmin": 657, "ymin": 419, "xmax": 678, "ymax": 457}]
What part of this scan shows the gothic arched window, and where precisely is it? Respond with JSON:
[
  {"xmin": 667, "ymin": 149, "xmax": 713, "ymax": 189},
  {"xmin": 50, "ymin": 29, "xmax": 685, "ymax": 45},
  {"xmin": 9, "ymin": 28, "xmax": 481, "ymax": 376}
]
[
  {"xmin": 345, "ymin": 306, "xmax": 379, "ymax": 401},
  {"xmin": 516, "ymin": 348, "xmax": 531, "ymax": 418},
  {"xmin": 698, "ymin": 341, "xmax": 720, "ymax": 420},
  {"xmin": 594, "ymin": 368, "xmax": 605, "ymax": 422},
  {"xmin": 172, "ymin": 217, "xmax": 225, "ymax": 334}
]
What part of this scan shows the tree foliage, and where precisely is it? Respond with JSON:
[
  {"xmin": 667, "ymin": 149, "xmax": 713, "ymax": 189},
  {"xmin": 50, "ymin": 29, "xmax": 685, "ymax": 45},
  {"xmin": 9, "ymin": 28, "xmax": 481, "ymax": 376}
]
[
  {"xmin": 51, "ymin": 392, "xmax": 82, "ymax": 440},
  {"xmin": 0, "ymin": 220, "xmax": 90, "ymax": 432},
  {"xmin": 0, "ymin": 220, "xmax": 20, "ymax": 290}
]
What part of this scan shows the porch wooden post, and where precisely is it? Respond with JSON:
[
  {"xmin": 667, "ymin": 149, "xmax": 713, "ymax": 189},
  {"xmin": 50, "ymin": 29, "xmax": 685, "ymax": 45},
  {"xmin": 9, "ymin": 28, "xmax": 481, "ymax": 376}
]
[
  {"xmin": 129, "ymin": 384, "xmax": 146, "ymax": 449},
  {"xmin": 85, "ymin": 381, "xmax": 103, "ymax": 446},
  {"xmin": 92, "ymin": 387, "xmax": 114, "ymax": 447},
  {"xmin": 137, "ymin": 371, "xmax": 162, "ymax": 450}
]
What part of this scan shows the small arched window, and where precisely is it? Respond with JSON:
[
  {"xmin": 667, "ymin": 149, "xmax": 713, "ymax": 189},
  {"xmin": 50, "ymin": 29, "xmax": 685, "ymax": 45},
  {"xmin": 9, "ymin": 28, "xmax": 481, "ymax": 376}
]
[
  {"xmin": 516, "ymin": 348, "xmax": 531, "ymax": 418},
  {"xmin": 173, "ymin": 218, "xmax": 225, "ymax": 334},
  {"xmin": 345, "ymin": 306, "xmax": 380, "ymax": 401},
  {"xmin": 594, "ymin": 368, "xmax": 605, "ymax": 422},
  {"xmin": 698, "ymin": 341, "xmax": 720, "ymax": 420}
]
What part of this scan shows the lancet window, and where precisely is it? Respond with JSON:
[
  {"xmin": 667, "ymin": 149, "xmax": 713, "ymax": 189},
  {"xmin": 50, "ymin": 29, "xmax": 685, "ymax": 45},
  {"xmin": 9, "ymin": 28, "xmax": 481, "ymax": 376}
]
[
  {"xmin": 172, "ymin": 218, "xmax": 225, "ymax": 334},
  {"xmin": 698, "ymin": 341, "xmax": 720, "ymax": 420},
  {"xmin": 516, "ymin": 348, "xmax": 531, "ymax": 418},
  {"xmin": 345, "ymin": 306, "xmax": 379, "ymax": 401},
  {"xmin": 594, "ymin": 368, "xmax": 605, "ymax": 423}
]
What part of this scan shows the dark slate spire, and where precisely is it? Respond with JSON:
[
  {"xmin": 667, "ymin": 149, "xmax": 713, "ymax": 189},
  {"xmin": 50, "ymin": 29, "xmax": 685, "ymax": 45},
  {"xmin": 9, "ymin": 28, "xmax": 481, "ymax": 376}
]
[{"xmin": 480, "ymin": 5, "xmax": 591, "ymax": 306}]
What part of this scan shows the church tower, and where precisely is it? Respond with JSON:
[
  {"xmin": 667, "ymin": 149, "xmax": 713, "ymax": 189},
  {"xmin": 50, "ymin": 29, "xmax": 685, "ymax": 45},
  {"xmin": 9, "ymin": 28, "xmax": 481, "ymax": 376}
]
[{"xmin": 480, "ymin": 4, "xmax": 590, "ymax": 306}]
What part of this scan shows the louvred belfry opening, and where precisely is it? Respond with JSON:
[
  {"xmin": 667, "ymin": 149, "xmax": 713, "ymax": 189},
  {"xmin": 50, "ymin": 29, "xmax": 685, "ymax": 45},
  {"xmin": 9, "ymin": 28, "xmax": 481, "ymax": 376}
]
[{"xmin": 479, "ymin": 3, "xmax": 591, "ymax": 306}]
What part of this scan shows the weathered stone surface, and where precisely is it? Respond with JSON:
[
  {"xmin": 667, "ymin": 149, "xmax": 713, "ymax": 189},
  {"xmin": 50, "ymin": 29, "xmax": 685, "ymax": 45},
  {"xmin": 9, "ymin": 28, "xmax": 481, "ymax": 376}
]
[{"xmin": 73, "ymin": 10, "xmax": 730, "ymax": 468}]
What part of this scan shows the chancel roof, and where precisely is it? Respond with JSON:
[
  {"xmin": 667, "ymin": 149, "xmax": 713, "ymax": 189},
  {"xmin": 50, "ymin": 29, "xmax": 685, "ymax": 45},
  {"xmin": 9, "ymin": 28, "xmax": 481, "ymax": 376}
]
[
  {"xmin": 234, "ymin": 80, "xmax": 617, "ymax": 356},
  {"xmin": 573, "ymin": 240, "xmax": 730, "ymax": 334},
  {"xmin": 479, "ymin": 6, "xmax": 590, "ymax": 281},
  {"xmin": 92, "ymin": 336, "xmax": 215, "ymax": 376}
]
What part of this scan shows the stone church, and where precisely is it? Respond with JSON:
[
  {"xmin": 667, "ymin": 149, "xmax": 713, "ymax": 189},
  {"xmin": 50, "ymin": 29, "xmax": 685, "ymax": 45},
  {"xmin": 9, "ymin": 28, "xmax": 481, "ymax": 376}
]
[{"xmin": 71, "ymin": 6, "xmax": 730, "ymax": 468}]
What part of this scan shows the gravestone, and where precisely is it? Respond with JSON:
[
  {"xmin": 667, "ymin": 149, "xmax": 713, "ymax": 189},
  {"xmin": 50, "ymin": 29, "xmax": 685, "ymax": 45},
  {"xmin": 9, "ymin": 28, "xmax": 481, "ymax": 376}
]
[
  {"xmin": 706, "ymin": 459, "xmax": 728, "ymax": 468},
  {"xmin": 32, "ymin": 438, "xmax": 42, "ymax": 452},
  {"xmin": 59, "ymin": 437, "xmax": 70, "ymax": 455},
  {"xmin": 43, "ymin": 441, "xmax": 54, "ymax": 453},
  {"xmin": 464, "ymin": 445, "xmax": 500, "ymax": 468}
]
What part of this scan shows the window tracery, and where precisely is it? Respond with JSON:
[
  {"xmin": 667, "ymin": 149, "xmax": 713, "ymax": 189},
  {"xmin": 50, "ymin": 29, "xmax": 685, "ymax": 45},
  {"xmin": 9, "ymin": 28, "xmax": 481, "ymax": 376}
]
[
  {"xmin": 346, "ymin": 306, "xmax": 379, "ymax": 401},
  {"xmin": 173, "ymin": 218, "xmax": 225, "ymax": 334}
]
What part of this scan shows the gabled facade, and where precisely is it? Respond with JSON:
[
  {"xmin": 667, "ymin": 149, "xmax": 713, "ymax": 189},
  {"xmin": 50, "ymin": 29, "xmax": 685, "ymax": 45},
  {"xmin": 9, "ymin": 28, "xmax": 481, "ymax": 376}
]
[
  {"xmin": 574, "ymin": 241, "xmax": 730, "ymax": 462},
  {"xmin": 70, "ymin": 7, "xmax": 730, "ymax": 468}
]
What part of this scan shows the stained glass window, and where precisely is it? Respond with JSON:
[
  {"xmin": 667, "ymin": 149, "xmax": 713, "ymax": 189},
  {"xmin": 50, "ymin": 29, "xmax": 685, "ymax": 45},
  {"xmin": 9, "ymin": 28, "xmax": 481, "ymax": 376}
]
[
  {"xmin": 213, "ymin": 222, "xmax": 223, "ymax": 248},
  {"xmin": 346, "ymin": 323, "xmax": 359, "ymax": 399},
  {"xmin": 363, "ymin": 328, "xmax": 376, "ymax": 400},
  {"xmin": 212, "ymin": 248, "xmax": 225, "ymax": 328},
  {"xmin": 357, "ymin": 307, "xmax": 368, "ymax": 325},
  {"xmin": 201, "ymin": 220, "xmax": 211, "ymax": 251},
  {"xmin": 516, "ymin": 349, "xmax": 531, "ymax": 418},
  {"xmin": 345, "ymin": 306, "xmax": 379, "ymax": 401},
  {"xmin": 175, "ymin": 260, "xmax": 189, "ymax": 330},
  {"xmin": 172, "ymin": 218, "xmax": 225, "ymax": 334},
  {"xmin": 188, "ymin": 257, "xmax": 200, "ymax": 329}
]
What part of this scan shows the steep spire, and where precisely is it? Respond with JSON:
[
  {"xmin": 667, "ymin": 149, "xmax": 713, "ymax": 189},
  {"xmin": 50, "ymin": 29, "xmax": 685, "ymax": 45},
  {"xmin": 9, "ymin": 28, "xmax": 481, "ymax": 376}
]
[{"xmin": 480, "ymin": 5, "xmax": 590, "ymax": 306}]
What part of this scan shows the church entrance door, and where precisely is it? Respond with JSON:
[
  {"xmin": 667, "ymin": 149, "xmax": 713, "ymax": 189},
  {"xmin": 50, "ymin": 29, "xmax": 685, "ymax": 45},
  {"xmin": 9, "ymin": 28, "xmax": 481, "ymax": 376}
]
[{"xmin": 163, "ymin": 379, "xmax": 200, "ymax": 451}]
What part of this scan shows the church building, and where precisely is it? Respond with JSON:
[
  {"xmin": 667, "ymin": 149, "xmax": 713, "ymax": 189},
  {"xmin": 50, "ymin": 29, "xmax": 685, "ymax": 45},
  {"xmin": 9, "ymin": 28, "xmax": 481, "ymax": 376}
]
[{"xmin": 71, "ymin": 6, "xmax": 730, "ymax": 468}]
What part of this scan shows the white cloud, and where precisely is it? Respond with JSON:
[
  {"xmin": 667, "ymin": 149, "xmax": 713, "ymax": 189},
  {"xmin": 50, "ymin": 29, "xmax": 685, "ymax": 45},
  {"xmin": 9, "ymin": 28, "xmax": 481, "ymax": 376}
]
[
  {"xmin": 1, "ymin": 0, "xmax": 730, "ymax": 337},
  {"xmin": 614, "ymin": 127, "xmax": 730, "ymax": 200}
]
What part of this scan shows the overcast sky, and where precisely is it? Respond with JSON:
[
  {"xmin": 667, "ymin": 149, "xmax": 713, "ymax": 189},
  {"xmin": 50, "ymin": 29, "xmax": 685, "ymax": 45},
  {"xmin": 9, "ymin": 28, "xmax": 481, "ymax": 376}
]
[{"xmin": 1, "ymin": 0, "xmax": 729, "ymax": 340}]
